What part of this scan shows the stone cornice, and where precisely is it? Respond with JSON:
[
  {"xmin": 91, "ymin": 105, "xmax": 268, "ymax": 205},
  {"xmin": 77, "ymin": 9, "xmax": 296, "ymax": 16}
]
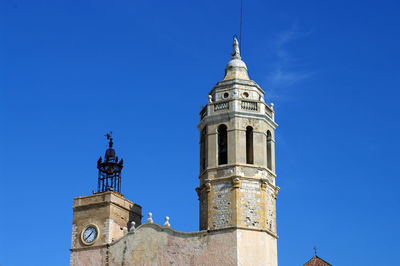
[
  {"xmin": 198, "ymin": 110, "xmax": 278, "ymax": 130},
  {"xmin": 209, "ymin": 79, "xmax": 265, "ymax": 95},
  {"xmin": 72, "ymin": 200, "xmax": 137, "ymax": 213},
  {"xmin": 199, "ymin": 163, "xmax": 277, "ymax": 178},
  {"xmin": 196, "ymin": 175, "xmax": 278, "ymax": 196}
]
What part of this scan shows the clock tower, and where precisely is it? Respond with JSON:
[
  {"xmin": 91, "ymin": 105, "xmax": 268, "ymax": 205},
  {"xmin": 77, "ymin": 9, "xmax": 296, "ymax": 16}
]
[{"xmin": 70, "ymin": 134, "xmax": 142, "ymax": 264}]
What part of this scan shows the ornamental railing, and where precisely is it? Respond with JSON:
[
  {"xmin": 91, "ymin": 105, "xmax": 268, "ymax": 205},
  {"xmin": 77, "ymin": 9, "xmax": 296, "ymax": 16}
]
[
  {"xmin": 241, "ymin": 101, "xmax": 258, "ymax": 111},
  {"xmin": 265, "ymin": 106, "xmax": 273, "ymax": 118},
  {"xmin": 214, "ymin": 101, "xmax": 229, "ymax": 112}
]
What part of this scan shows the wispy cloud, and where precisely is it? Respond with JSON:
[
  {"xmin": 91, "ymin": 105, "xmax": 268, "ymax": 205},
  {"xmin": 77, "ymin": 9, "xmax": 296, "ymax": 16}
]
[{"xmin": 267, "ymin": 24, "xmax": 314, "ymax": 98}]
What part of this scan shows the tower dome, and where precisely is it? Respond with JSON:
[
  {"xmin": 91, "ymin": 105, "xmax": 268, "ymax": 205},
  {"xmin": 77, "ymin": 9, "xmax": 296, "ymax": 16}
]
[{"xmin": 223, "ymin": 37, "xmax": 250, "ymax": 81}]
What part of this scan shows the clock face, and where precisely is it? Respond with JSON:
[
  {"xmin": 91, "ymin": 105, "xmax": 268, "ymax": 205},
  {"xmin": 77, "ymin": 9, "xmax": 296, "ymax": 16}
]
[{"xmin": 83, "ymin": 226, "xmax": 98, "ymax": 244}]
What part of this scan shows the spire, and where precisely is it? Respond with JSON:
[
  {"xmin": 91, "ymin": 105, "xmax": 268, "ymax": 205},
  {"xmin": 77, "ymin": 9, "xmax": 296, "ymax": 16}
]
[
  {"xmin": 97, "ymin": 132, "xmax": 123, "ymax": 193},
  {"xmin": 106, "ymin": 132, "xmax": 113, "ymax": 148},
  {"xmin": 223, "ymin": 36, "xmax": 249, "ymax": 81},
  {"xmin": 104, "ymin": 132, "xmax": 116, "ymax": 162}
]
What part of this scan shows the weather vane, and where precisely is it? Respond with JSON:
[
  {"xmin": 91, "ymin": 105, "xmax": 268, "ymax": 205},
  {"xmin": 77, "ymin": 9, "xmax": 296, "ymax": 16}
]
[
  {"xmin": 105, "ymin": 131, "xmax": 113, "ymax": 147},
  {"xmin": 105, "ymin": 131, "xmax": 112, "ymax": 140}
]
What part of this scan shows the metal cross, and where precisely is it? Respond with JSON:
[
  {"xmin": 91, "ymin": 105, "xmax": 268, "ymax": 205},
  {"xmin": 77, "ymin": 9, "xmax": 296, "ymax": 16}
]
[{"xmin": 105, "ymin": 131, "xmax": 112, "ymax": 140}]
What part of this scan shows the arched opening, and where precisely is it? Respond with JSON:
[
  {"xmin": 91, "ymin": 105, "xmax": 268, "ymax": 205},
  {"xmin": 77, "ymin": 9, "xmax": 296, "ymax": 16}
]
[
  {"xmin": 246, "ymin": 126, "xmax": 254, "ymax": 164},
  {"xmin": 200, "ymin": 127, "xmax": 207, "ymax": 171},
  {"xmin": 218, "ymin": 124, "xmax": 228, "ymax": 165},
  {"xmin": 267, "ymin": 130, "xmax": 272, "ymax": 170}
]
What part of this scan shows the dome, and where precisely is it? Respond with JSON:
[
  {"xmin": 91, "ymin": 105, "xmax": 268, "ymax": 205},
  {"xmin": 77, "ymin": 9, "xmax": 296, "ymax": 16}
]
[
  {"xmin": 226, "ymin": 58, "xmax": 247, "ymax": 69},
  {"xmin": 223, "ymin": 37, "xmax": 250, "ymax": 81}
]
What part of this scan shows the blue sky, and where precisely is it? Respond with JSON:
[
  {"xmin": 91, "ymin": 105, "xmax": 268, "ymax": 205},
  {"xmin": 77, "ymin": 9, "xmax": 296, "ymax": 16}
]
[{"xmin": 1, "ymin": 0, "xmax": 399, "ymax": 265}]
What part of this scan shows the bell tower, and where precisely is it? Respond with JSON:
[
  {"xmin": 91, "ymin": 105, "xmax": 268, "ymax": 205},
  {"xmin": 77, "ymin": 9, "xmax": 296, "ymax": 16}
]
[
  {"xmin": 197, "ymin": 37, "xmax": 279, "ymax": 265},
  {"xmin": 97, "ymin": 133, "xmax": 123, "ymax": 193}
]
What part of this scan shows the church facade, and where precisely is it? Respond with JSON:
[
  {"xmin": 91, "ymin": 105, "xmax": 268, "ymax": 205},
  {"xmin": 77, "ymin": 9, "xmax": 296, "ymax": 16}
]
[{"xmin": 70, "ymin": 38, "xmax": 279, "ymax": 265}]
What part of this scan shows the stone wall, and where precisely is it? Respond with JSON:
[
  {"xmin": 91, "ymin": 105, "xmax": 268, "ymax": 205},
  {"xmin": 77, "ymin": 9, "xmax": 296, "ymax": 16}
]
[
  {"xmin": 71, "ymin": 222, "xmax": 279, "ymax": 266},
  {"xmin": 239, "ymin": 180, "xmax": 261, "ymax": 228},
  {"xmin": 70, "ymin": 246, "xmax": 106, "ymax": 266},
  {"xmin": 110, "ymin": 224, "xmax": 237, "ymax": 266},
  {"xmin": 210, "ymin": 181, "xmax": 233, "ymax": 229},
  {"xmin": 71, "ymin": 223, "xmax": 238, "ymax": 266}
]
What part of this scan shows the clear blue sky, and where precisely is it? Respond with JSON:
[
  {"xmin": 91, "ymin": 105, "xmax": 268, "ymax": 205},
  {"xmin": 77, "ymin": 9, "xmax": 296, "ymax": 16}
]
[{"xmin": 1, "ymin": 0, "xmax": 399, "ymax": 265}]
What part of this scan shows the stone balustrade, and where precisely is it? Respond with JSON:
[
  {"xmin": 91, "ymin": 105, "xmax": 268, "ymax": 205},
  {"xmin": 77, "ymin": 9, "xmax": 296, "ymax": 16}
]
[
  {"xmin": 214, "ymin": 101, "xmax": 229, "ymax": 112},
  {"xmin": 199, "ymin": 99, "xmax": 275, "ymax": 121},
  {"xmin": 265, "ymin": 105, "xmax": 273, "ymax": 118},
  {"xmin": 241, "ymin": 100, "xmax": 258, "ymax": 111}
]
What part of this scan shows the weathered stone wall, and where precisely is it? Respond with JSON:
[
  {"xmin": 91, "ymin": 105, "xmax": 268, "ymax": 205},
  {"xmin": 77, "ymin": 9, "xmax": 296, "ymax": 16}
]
[
  {"xmin": 210, "ymin": 181, "xmax": 233, "ymax": 229},
  {"xmin": 265, "ymin": 185, "xmax": 277, "ymax": 233},
  {"xmin": 70, "ymin": 246, "xmax": 106, "ymax": 266},
  {"xmin": 239, "ymin": 180, "xmax": 261, "ymax": 228},
  {"xmin": 71, "ymin": 223, "xmax": 281, "ymax": 266},
  {"xmin": 110, "ymin": 224, "xmax": 237, "ymax": 266}
]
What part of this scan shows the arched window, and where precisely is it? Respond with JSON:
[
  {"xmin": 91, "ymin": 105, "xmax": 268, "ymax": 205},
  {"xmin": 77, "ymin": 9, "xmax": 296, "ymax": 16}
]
[
  {"xmin": 246, "ymin": 126, "xmax": 254, "ymax": 164},
  {"xmin": 218, "ymin": 125, "xmax": 228, "ymax": 165},
  {"xmin": 266, "ymin": 130, "xmax": 272, "ymax": 170},
  {"xmin": 200, "ymin": 127, "xmax": 207, "ymax": 171}
]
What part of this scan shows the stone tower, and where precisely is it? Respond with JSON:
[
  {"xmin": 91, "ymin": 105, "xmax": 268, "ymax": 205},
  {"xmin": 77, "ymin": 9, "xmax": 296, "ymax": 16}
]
[
  {"xmin": 196, "ymin": 37, "xmax": 279, "ymax": 265},
  {"xmin": 70, "ymin": 135, "xmax": 141, "ymax": 263}
]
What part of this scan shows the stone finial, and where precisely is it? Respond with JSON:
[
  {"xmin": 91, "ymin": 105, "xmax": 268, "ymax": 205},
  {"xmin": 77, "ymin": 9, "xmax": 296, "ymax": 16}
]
[
  {"xmin": 270, "ymin": 103, "xmax": 274, "ymax": 110},
  {"xmin": 208, "ymin": 95, "xmax": 212, "ymax": 103},
  {"xmin": 232, "ymin": 37, "xmax": 241, "ymax": 59},
  {"xmin": 164, "ymin": 216, "xmax": 170, "ymax": 227},
  {"xmin": 129, "ymin": 221, "xmax": 136, "ymax": 232},
  {"xmin": 146, "ymin": 212, "xmax": 153, "ymax": 223}
]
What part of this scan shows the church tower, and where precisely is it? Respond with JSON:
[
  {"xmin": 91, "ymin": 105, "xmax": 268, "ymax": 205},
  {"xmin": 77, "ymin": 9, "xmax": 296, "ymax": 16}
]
[
  {"xmin": 196, "ymin": 37, "xmax": 279, "ymax": 265},
  {"xmin": 70, "ymin": 134, "xmax": 141, "ymax": 261},
  {"xmin": 70, "ymin": 39, "xmax": 281, "ymax": 266}
]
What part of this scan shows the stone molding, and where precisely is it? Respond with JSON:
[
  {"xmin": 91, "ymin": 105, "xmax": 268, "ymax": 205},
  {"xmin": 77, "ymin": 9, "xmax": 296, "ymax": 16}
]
[
  {"xmin": 210, "ymin": 79, "xmax": 265, "ymax": 95},
  {"xmin": 198, "ymin": 176, "xmax": 277, "ymax": 190},
  {"xmin": 199, "ymin": 163, "xmax": 277, "ymax": 179},
  {"xmin": 197, "ymin": 110, "xmax": 277, "ymax": 131},
  {"xmin": 73, "ymin": 200, "xmax": 140, "ymax": 214}
]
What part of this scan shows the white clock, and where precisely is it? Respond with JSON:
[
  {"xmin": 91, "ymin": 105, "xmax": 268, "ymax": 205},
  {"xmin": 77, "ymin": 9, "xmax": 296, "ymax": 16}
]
[{"xmin": 81, "ymin": 225, "xmax": 98, "ymax": 245}]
